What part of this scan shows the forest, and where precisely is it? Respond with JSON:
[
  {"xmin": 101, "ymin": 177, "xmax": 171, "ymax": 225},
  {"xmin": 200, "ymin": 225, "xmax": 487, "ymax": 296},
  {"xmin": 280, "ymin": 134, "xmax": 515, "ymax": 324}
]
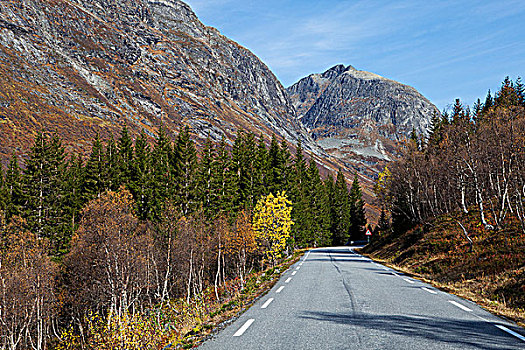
[
  {"xmin": 0, "ymin": 128, "xmax": 367, "ymax": 349},
  {"xmin": 379, "ymin": 77, "xmax": 525, "ymax": 241}
]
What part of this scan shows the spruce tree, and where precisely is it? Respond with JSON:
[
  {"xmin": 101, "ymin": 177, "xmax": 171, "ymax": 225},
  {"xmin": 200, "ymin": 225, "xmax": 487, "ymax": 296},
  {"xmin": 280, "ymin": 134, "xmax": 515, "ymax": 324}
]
[
  {"xmin": 62, "ymin": 155, "xmax": 85, "ymax": 239},
  {"xmin": 118, "ymin": 126, "xmax": 134, "ymax": 187},
  {"xmin": 426, "ymin": 112, "xmax": 443, "ymax": 149},
  {"xmin": 214, "ymin": 137, "xmax": 236, "ymax": 215},
  {"xmin": 305, "ymin": 159, "xmax": 331, "ymax": 247},
  {"xmin": 173, "ymin": 126, "xmax": 197, "ymax": 215},
  {"xmin": 495, "ymin": 76, "xmax": 518, "ymax": 107},
  {"xmin": 105, "ymin": 136, "xmax": 120, "ymax": 191},
  {"xmin": 377, "ymin": 206, "xmax": 390, "ymax": 233},
  {"xmin": 516, "ymin": 77, "xmax": 525, "ymax": 107},
  {"xmin": 229, "ymin": 132, "xmax": 244, "ymax": 212},
  {"xmin": 240, "ymin": 132, "xmax": 258, "ymax": 208},
  {"xmin": 331, "ymin": 170, "xmax": 351, "ymax": 245},
  {"xmin": 83, "ymin": 134, "xmax": 106, "ymax": 201},
  {"xmin": 196, "ymin": 137, "xmax": 216, "ymax": 218},
  {"xmin": 267, "ymin": 134, "xmax": 285, "ymax": 194},
  {"xmin": 23, "ymin": 132, "xmax": 66, "ymax": 253},
  {"xmin": 481, "ymin": 90, "xmax": 493, "ymax": 115},
  {"xmin": 131, "ymin": 130, "xmax": 152, "ymax": 220},
  {"xmin": 349, "ymin": 174, "xmax": 367, "ymax": 241},
  {"xmin": 255, "ymin": 135, "xmax": 269, "ymax": 194},
  {"xmin": 290, "ymin": 142, "xmax": 309, "ymax": 246},
  {"xmin": 280, "ymin": 139, "xmax": 292, "ymax": 193},
  {"xmin": 151, "ymin": 125, "xmax": 173, "ymax": 219}
]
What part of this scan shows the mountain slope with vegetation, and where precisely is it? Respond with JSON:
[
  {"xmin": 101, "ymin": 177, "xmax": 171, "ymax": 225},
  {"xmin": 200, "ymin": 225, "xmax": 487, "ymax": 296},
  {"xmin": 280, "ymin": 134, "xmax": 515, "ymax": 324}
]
[
  {"xmin": 0, "ymin": 0, "xmax": 315, "ymax": 162},
  {"xmin": 364, "ymin": 77, "xmax": 525, "ymax": 326}
]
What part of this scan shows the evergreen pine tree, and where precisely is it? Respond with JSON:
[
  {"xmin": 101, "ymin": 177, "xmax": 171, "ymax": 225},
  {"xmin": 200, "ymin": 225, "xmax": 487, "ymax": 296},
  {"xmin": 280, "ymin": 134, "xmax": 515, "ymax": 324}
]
[
  {"xmin": 515, "ymin": 77, "xmax": 525, "ymax": 107},
  {"xmin": 495, "ymin": 76, "xmax": 518, "ymax": 107},
  {"xmin": 105, "ymin": 136, "xmax": 120, "ymax": 191},
  {"xmin": 59, "ymin": 155, "xmax": 85, "ymax": 254},
  {"xmin": 349, "ymin": 174, "xmax": 367, "ymax": 241},
  {"xmin": 280, "ymin": 139, "xmax": 292, "ymax": 193},
  {"xmin": 196, "ymin": 137, "xmax": 216, "ymax": 218},
  {"xmin": 289, "ymin": 142, "xmax": 308, "ymax": 247},
  {"xmin": 23, "ymin": 132, "xmax": 66, "ymax": 253},
  {"xmin": 240, "ymin": 132, "xmax": 258, "ymax": 208},
  {"xmin": 426, "ymin": 112, "xmax": 443, "ymax": 149},
  {"xmin": 305, "ymin": 159, "xmax": 331, "ymax": 247},
  {"xmin": 377, "ymin": 206, "xmax": 390, "ymax": 233},
  {"xmin": 151, "ymin": 125, "xmax": 173, "ymax": 220},
  {"xmin": 255, "ymin": 135, "xmax": 269, "ymax": 194},
  {"xmin": 83, "ymin": 134, "xmax": 106, "ymax": 201},
  {"xmin": 173, "ymin": 126, "xmax": 198, "ymax": 215},
  {"xmin": 214, "ymin": 137, "xmax": 236, "ymax": 215},
  {"xmin": 331, "ymin": 170, "xmax": 351, "ymax": 245},
  {"xmin": 267, "ymin": 134, "xmax": 285, "ymax": 194},
  {"xmin": 481, "ymin": 89, "xmax": 493, "ymax": 115},
  {"xmin": 118, "ymin": 126, "xmax": 134, "ymax": 187},
  {"xmin": 391, "ymin": 192, "xmax": 413, "ymax": 235},
  {"xmin": 131, "ymin": 130, "xmax": 152, "ymax": 220}
]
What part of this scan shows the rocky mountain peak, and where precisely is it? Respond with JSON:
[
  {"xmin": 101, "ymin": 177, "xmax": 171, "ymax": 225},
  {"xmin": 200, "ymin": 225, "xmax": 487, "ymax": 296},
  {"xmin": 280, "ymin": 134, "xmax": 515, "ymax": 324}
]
[{"xmin": 287, "ymin": 64, "xmax": 439, "ymax": 182}]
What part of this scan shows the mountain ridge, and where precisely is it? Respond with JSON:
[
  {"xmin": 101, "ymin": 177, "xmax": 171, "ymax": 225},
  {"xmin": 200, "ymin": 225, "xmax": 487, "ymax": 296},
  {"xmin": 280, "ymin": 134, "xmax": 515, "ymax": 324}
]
[
  {"xmin": 287, "ymin": 64, "xmax": 439, "ymax": 182},
  {"xmin": 0, "ymin": 0, "xmax": 320, "ymax": 162}
]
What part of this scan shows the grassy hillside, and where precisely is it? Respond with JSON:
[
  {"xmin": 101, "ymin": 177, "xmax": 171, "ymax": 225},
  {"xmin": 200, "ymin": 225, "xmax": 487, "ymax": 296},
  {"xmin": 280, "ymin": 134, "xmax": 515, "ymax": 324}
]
[{"xmin": 361, "ymin": 211, "xmax": 525, "ymax": 327}]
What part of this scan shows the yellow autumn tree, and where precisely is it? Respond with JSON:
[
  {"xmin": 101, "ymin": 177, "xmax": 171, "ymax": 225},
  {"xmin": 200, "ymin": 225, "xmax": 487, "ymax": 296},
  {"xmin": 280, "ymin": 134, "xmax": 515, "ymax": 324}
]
[{"xmin": 253, "ymin": 192, "xmax": 293, "ymax": 265}]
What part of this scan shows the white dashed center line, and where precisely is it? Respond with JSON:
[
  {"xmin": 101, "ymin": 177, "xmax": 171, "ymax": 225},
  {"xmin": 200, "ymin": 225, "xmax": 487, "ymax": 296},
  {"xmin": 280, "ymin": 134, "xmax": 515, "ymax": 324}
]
[
  {"xmin": 296, "ymin": 266, "xmax": 300, "ymax": 270},
  {"xmin": 233, "ymin": 319, "xmax": 254, "ymax": 337},
  {"xmin": 261, "ymin": 298, "xmax": 274, "ymax": 309},
  {"xmin": 292, "ymin": 271, "xmax": 297, "ymax": 276},
  {"xmin": 422, "ymin": 287, "xmax": 437, "ymax": 294},
  {"xmin": 448, "ymin": 300, "xmax": 472, "ymax": 312},
  {"xmin": 276, "ymin": 286, "xmax": 285, "ymax": 293},
  {"xmin": 285, "ymin": 277, "xmax": 292, "ymax": 283},
  {"xmin": 494, "ymin": 325, "xmax": 525, "ymax": 342}
]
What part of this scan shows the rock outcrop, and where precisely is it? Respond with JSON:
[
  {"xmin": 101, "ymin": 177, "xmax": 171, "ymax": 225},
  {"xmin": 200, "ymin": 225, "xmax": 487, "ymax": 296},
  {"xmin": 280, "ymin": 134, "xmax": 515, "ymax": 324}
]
[
  {"xmin": 0, "ymin": 0, "xmax": 314, "ymax": 159},
  {"xmin": 288, "ymin": 65, "xmax": 439, "ymax": 178}
]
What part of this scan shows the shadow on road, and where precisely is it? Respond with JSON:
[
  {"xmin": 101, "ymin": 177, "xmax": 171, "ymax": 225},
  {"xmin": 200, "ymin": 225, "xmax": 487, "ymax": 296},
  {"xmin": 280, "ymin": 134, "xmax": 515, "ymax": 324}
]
[{"xmin": 299, "ymin": 311, "xmax": 523, "ymax": 349}]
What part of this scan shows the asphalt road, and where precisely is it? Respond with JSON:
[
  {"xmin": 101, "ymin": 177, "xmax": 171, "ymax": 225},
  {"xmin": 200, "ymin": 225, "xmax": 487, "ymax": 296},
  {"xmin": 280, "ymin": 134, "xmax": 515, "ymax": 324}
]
[{"xmin": 198, "ymin": 247, "xmax": 525, "ymax": 349}]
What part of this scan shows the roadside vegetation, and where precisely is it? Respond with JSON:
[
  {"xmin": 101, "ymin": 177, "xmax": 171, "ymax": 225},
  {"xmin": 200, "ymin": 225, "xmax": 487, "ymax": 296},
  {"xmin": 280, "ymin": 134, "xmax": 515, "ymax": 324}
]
[
  {"xmin": 0, "ymin": 127, "xmax": 366, "ymax": 349},
  {"xmin": 366, "ymin": 77, "xmax": 525, "ymax": 327}
]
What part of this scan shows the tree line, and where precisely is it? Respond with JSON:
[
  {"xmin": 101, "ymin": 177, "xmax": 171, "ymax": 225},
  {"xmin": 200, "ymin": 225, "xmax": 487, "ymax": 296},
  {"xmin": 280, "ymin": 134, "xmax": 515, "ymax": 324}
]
[
  {"xmin": 0, "ymin": 127, "xmax": 366, "ymax": 349},
  {"xmin": 379, "ymin": 77, "xmax": 525, "ymax": 240}
]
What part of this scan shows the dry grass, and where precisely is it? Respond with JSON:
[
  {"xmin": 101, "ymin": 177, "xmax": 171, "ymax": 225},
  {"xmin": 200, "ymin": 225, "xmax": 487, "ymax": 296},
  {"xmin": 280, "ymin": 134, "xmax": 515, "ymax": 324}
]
[{"xmin": 360, "ymin": 212, "xmax": 525, "ymax": 328}]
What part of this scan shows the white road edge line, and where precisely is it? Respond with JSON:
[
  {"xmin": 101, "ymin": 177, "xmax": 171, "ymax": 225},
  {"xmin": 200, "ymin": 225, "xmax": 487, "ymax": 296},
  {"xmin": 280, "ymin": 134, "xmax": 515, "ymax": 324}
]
[
  {"xmin": 285, "ymin": 277, "xmax": 292, "ymax": 283},
  {"xmin": 494, "ymin": 325, "xmax": 525, "ymax": 342},
  {"xmin": 292, "ymin": 271, "xmax": 297, "ymax": 276},
  {"xmin": 403, "ymin": 278, "xmax": 415, "ymax": 284},
  {"xmin": 261, "ymin": 298, "xmax": 274, "ymax": 309},
  {"xmin": 276, "ymin": 286, "xmax": 285, "ymax": 293},
  {"xmin": 422, "ymin": 287, "xmax": 437, "ymax": 294},
  {"xmin": 448, "ymin": 300, "xmax": 472, "ymax": 312},
  {"xmin": 233, "ymin": 319, "xmax": 254, "ymax": 337}
]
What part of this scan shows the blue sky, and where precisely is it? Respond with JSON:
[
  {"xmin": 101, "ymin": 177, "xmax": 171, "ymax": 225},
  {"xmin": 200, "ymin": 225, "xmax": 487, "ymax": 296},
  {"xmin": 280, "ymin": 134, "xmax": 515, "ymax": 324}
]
[{"xmin": 184, "ymin": 0, "xmax": 525, "ymax": 110}]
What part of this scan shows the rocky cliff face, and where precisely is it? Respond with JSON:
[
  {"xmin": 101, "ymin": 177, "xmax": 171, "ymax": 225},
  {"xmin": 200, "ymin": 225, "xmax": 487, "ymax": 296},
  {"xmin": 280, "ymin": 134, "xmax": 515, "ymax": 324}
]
[
  {"xmin": 0, "ymin": 0, "xmax": 314, "ymax": 159},
  {"xmin": 288, "ymin": 65, "xmax": 439, "ymax": 178}
]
